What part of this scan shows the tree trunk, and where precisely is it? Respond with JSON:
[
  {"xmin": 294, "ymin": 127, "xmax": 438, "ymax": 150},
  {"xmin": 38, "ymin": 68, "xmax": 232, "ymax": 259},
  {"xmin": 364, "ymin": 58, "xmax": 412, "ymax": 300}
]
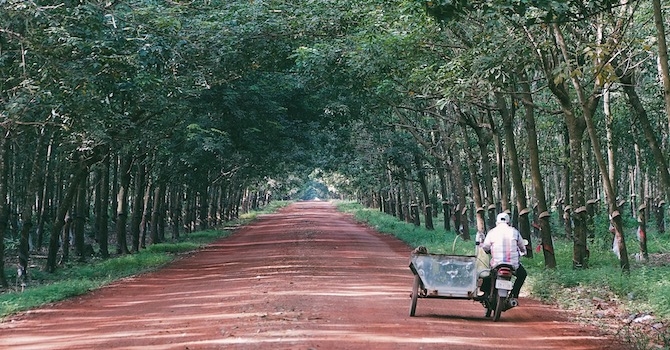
[
  {"xmin": 458, "ymin": 107, "xmax": 496, "ymax": 229},
  {"xmin": 115, "ymin": 154, "xmax": 132, "ymax": 255},
  {"xmin": 554, "ymin": 22, "xmax": 629, "ymax": 270},
  {"xmin": 184, "ymin": 186, "xmax": 194, "ymax": 231},
  {"xmin": 496, "ymin": 91, "xmax": 533, "ymax": 258},
  {"xmin": 208, "ymin": 185, "xmax": 219, "ymax": 227},
  {"xmin": 60, "ymin": 217, "xmax": 71, "ymax": 265},
  {"xmin": 111, "ymin": 154, "xmax": 119, "ymax": 227},
  {"xmin": 411, "ymin": 203, "xmax": 420, "ymax": 226},
  {"xmin": 151, "ymin": 182, "xmax": 166, "ymax": 243},
  {"xmin": 540, "ymin": 24, "xmax": 589, "ymax": 268},
  {"xmin": 561, "ymin": 127, "xmax": 571, "ymax": 237},
  {"xmin": 635, "ymin": 142, "xmax": 649, "ymax": 261},
  {"xmin": 414, "ymin": 153, "xmax": 434, "ymax": 230},
  {"xmin": 18, "ymin": 127, "xmax": 48, "ymax": 282},
  {"xmin": 130, "ymin": 162, "xmax": 146, "ymax": 252},
  {"xmin": 517, "ymin": 69, "xmax": 556, "ymax": 268},
  {"xmin": 653, "ymin": 0, "xmax": 670, "ymax": 134},
  {"xmin": 491, "ymin": 110, "xmax": 511, "ymax": 213},
  {"xmin": 140, "ymin": 179, "xmax": 152, "ymax": 248},
  {"xmin": 74, "ymin": 175, "xmax": 87, "ymax": 262},
  {"xmin": 658, "ymin": 201, "xmax": 667, "ymax": 234},
  {"xmin": 476, "ymin": 135, "xmax": 496, "ymax": 230},
  {"xmin": 94, "ymin": 166, "xmax": 103, "ymax": 252},
  {"xmin": 619, "ymin": 70, "xmax": 670, "ymax": 199},
  {"xmin": 36, "ymin": 135, "xmax": 56, "ymax": 249},
  {"xmin": 233, "ymin": 185, "xmax": 242, "ymax": 219},
  {"xmin": 0, "ymin": 130, "xmax": 10, "ymax": 287},
  {"xmin": 563, "ymin": 105, "xmax": 589, "ymax": 268},
  {"xmin": 99, "ymin": 156, "xmax": 110, "ymax": 259},
  {"xmin": 604, "ymin": 83, "xmax": 616, "ymax": 185},
  {"xmin": 437, "ymin": 166, "xmax": 451, "ymax": 231},
  {"xmin": 198, "ymin": 183, "xmax": 209, "ymax": 231},
  {"xmin": 170, "ymin": 184, "xmax": 181, "ymax": 240},
  {"xmin": 401, "ymin": 179, "xmax": 410, "ymax": 223},
  {"xmin": 449, "ymin": 149, "xmax": 470, "ymax": 240},
  {"xmin": 637, "ymin": 203, "xmax": 648, "ymax": 262},
  {"xmin": 46, "ymin": 165, "xmax": 90, "ymax": 273},
  {"xmin": 461, "ymin": 125, "xmax": 486, "ymax": 235}
]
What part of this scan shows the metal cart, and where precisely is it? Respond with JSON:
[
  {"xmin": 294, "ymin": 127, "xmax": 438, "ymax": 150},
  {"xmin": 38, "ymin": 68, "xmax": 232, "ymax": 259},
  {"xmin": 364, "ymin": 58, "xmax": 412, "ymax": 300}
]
[{"xmin": 408, "ymin": 252, "xmax": 487, "ymax": 317}]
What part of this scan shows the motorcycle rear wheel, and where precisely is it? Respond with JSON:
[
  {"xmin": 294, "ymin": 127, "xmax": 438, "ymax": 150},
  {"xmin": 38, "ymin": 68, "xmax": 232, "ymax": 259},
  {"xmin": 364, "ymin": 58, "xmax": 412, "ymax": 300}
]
[
  {"xmin": 484, "ymin": 293, "xmax": 494, "ymax": 318},
  {"xmin": 493, "ymin": 295, "xmax": 505, "ymax": 321}
]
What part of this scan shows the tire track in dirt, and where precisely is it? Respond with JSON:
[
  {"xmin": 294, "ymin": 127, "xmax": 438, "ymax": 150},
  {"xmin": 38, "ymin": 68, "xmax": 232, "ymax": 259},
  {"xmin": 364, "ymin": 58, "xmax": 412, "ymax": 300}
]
[{"xmin": 0, "ymin": 201, "xmax": 629, "ymax": 349}]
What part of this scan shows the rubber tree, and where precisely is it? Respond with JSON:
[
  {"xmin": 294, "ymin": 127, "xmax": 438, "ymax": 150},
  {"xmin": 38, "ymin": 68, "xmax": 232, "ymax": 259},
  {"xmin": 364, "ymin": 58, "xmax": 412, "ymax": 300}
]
[
  {"xmin": 459, "ymin": 122, "xmax": 487, "ymax": 236},
  {"xmin": 0, "ymin": 130, "xmax": 9, "ymax": 287},
  {"xmin": 417, "ymin": 0, "xmax": 637, "ymax": 269},
  {"xmin": 495, "ymin": 91, "xmax": 533, "ymax": 258},
  {"xmin": 618, "ymin": 70, "xmax": 670, "ymax": 202},
  {"xmin": 130, "ymin": 160, "xmax": 147, "ymax": 252},
  {"xmin": 15, "ymin": 126, "xmax": 49, "ymax": 281},
  {"xmin": 550, "ymin": 1, "xmax": 636, "ymax": 270},
  {"xmin": 516, "ymin": 69, "xmax": 556, "ymax": 268},
  {"xmin": 652, "ymin": 0, "xmax": 670, "ymax": 134},
  {"xmin": 458, "ymin": 107, "xmax": 497, "ymax": 230},
  {"xmin": 45, "ymin": 151, "xmax": 101, "ymax": 273},
  {"xmin": 523, "ymin": 20, "xmax": 591, "ymax": 268}
]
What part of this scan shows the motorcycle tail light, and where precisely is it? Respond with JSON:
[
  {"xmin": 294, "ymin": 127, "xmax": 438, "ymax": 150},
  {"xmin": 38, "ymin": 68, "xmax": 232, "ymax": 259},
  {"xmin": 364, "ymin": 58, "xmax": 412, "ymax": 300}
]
[{"xmin": 497, "ymin": 267, "xmax": 513, "ymax": 278}]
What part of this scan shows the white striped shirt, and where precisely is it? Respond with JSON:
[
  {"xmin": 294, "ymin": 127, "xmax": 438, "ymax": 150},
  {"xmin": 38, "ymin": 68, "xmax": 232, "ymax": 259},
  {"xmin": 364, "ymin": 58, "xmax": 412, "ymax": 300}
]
[{"xmin": 481, "ymin": 223, "xmax": 526, "ymax": 269}]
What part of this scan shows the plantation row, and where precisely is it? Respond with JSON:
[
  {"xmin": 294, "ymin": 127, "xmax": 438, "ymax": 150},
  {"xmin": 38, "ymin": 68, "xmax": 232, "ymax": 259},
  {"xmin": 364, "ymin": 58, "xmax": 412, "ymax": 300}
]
[
  {"xmin": 2, "ymin": 0, "xmax": 670, "ymax": 291},
  {"xmin": 302, "ymin": 0, "xmax": 670, "ymax": 273},
  {"xmin": 0, "ymin": 1, "xmax": 321, "ymax": 289}
]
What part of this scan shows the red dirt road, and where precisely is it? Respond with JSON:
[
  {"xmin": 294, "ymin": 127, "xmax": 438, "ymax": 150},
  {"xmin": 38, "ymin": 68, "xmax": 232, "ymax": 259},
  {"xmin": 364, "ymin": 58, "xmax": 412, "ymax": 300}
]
[{"xmin": 0, "ymin": 201, "xmax": 628, "ymax": 349}]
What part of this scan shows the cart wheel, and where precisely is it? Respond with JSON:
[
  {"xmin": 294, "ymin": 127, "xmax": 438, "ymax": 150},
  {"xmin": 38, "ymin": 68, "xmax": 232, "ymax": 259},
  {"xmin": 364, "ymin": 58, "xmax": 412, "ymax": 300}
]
[
  {"xmin": 409, "ymin": 275, "xmax": 419, "ymax": 317},
  {"xmin": 493, "ymin": 295, "xmax": 505, "ymax": 322}
]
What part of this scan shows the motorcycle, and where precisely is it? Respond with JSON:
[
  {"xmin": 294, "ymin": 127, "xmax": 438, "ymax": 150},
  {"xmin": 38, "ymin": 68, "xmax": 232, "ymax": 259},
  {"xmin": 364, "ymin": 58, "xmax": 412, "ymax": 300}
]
[
  {"xmin": 408, "ymin": 239, "xmax": 525, "ymax": 321},
  {"xmin": 474, "ymin": 234, "xmax": 525, "ymax": 322},
  {"xmin": 478, "ymin": 264, "xmax": 518, "ymax": 321}
]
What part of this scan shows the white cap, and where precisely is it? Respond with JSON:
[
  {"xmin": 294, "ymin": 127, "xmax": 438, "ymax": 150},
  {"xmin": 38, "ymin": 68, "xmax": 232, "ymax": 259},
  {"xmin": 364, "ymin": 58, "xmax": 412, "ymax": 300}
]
[{"xmin": 496, "ymin": 212, "xmax": 510, "ymax": 225}]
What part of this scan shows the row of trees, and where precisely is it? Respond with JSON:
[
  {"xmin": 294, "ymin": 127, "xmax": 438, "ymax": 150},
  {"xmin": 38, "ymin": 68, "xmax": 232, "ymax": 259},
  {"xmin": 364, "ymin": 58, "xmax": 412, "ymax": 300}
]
[
  {"xmin": 295, "ymin": 0, "xmax": 670, "ymax": 272},
  {"xmin": 0, "ymin": 0, "xmax": 349, "ymax": 288},
  {"xmin": 1, "ymin": 0, "xmax": 669, "ymax": 290}
]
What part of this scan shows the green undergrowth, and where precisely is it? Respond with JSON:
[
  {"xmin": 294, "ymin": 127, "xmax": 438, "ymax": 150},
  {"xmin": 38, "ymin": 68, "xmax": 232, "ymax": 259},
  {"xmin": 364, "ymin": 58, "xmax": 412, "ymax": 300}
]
[
  {"xmin": 336, "ymin": 201, "xmax": 670, "ymax": 349},
  {"xmin": 337, "ymin": 201, "xmax": 475, "ymax": 255},
  {"xmin": 0, "ymin": 200, "xmax": 292, "ymax": 320}
]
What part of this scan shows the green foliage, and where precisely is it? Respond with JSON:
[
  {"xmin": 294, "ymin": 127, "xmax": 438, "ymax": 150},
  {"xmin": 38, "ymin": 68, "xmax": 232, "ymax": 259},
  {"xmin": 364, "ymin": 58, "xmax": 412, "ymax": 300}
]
[
  {"xmin": 2, "ymin": 236, "xmax": 19, "ymax": 254},
  {"xmin": 0, "ymin": 280, "xmax": 99, "ymax": 317},
  {"xmin": 174, "ymin": 230, "xmax": 232, "ymax": 244},
  {"xmin": 143, "ymin": 242, "xmax": 201, "ymax": 254},
  {"xmin": 0, "ymin": 251, "xmax": 173, "ymax": 319},
  {"xmin": 337, "ymin": 201, "xmax": 474, "ymax": 255},
  {"xmin": 58, "ymin": 252, "xmax": 174, "ymax": 282},
  {"xmin": 420, "ymin": 0, "xmax": 626, "ymax": 24}
]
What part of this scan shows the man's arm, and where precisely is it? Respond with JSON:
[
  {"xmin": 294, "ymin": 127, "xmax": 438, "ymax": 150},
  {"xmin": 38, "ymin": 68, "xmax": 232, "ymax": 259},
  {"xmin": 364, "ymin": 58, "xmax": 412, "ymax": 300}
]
[
  {"xmin": 481, "ymin": 232, "xmax": 493, "ymax": 253},
  {"xmin": 515, "ymin": 230, "xmax": 527, "ymax": 256}
]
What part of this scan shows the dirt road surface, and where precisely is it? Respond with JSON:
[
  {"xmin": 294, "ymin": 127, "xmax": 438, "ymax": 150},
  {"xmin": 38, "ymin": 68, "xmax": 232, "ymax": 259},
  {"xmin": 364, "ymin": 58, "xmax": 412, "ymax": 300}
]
[{"xmin": 0, "ymin": 201, "xmax": 628, "ymax": 349}]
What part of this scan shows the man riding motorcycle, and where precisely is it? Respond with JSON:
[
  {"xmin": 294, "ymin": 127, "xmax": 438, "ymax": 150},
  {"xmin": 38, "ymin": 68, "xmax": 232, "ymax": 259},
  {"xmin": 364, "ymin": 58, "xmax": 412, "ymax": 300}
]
[{"xmin": 479, "ymin": 212, "xmax": 527, "ymax": 305}]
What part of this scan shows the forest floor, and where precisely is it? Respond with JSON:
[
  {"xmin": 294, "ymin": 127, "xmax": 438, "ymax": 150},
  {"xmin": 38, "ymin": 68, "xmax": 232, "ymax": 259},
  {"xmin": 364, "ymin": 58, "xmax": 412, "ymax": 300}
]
[{"xmin": 0, "ymin": 201, "xmax": 631, "ymax": 349}]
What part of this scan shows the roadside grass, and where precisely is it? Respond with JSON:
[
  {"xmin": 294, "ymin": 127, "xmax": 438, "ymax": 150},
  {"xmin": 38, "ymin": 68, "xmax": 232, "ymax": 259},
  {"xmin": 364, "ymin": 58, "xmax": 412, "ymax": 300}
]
[
  {"xmin": 336, "ymin": 201, "xmax": 670, "ymax": 349},
  {"xmin": 0, "ymin": 200, "xmax": 291, "ymax": 320}
]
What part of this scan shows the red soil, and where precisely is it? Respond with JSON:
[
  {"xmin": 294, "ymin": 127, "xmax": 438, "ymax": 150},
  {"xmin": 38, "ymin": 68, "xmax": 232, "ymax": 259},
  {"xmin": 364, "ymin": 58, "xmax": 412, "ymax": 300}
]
[{"xmin": 0, "ymin": 201, "xmax": 629, "ymax": 349}]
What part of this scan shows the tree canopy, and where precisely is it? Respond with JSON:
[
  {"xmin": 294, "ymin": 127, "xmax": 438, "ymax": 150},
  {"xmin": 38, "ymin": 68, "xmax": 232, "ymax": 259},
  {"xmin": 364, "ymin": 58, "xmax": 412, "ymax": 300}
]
[{"xmin": 1, "ymin": 0, "xmax": 670, "ymax": 281}]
